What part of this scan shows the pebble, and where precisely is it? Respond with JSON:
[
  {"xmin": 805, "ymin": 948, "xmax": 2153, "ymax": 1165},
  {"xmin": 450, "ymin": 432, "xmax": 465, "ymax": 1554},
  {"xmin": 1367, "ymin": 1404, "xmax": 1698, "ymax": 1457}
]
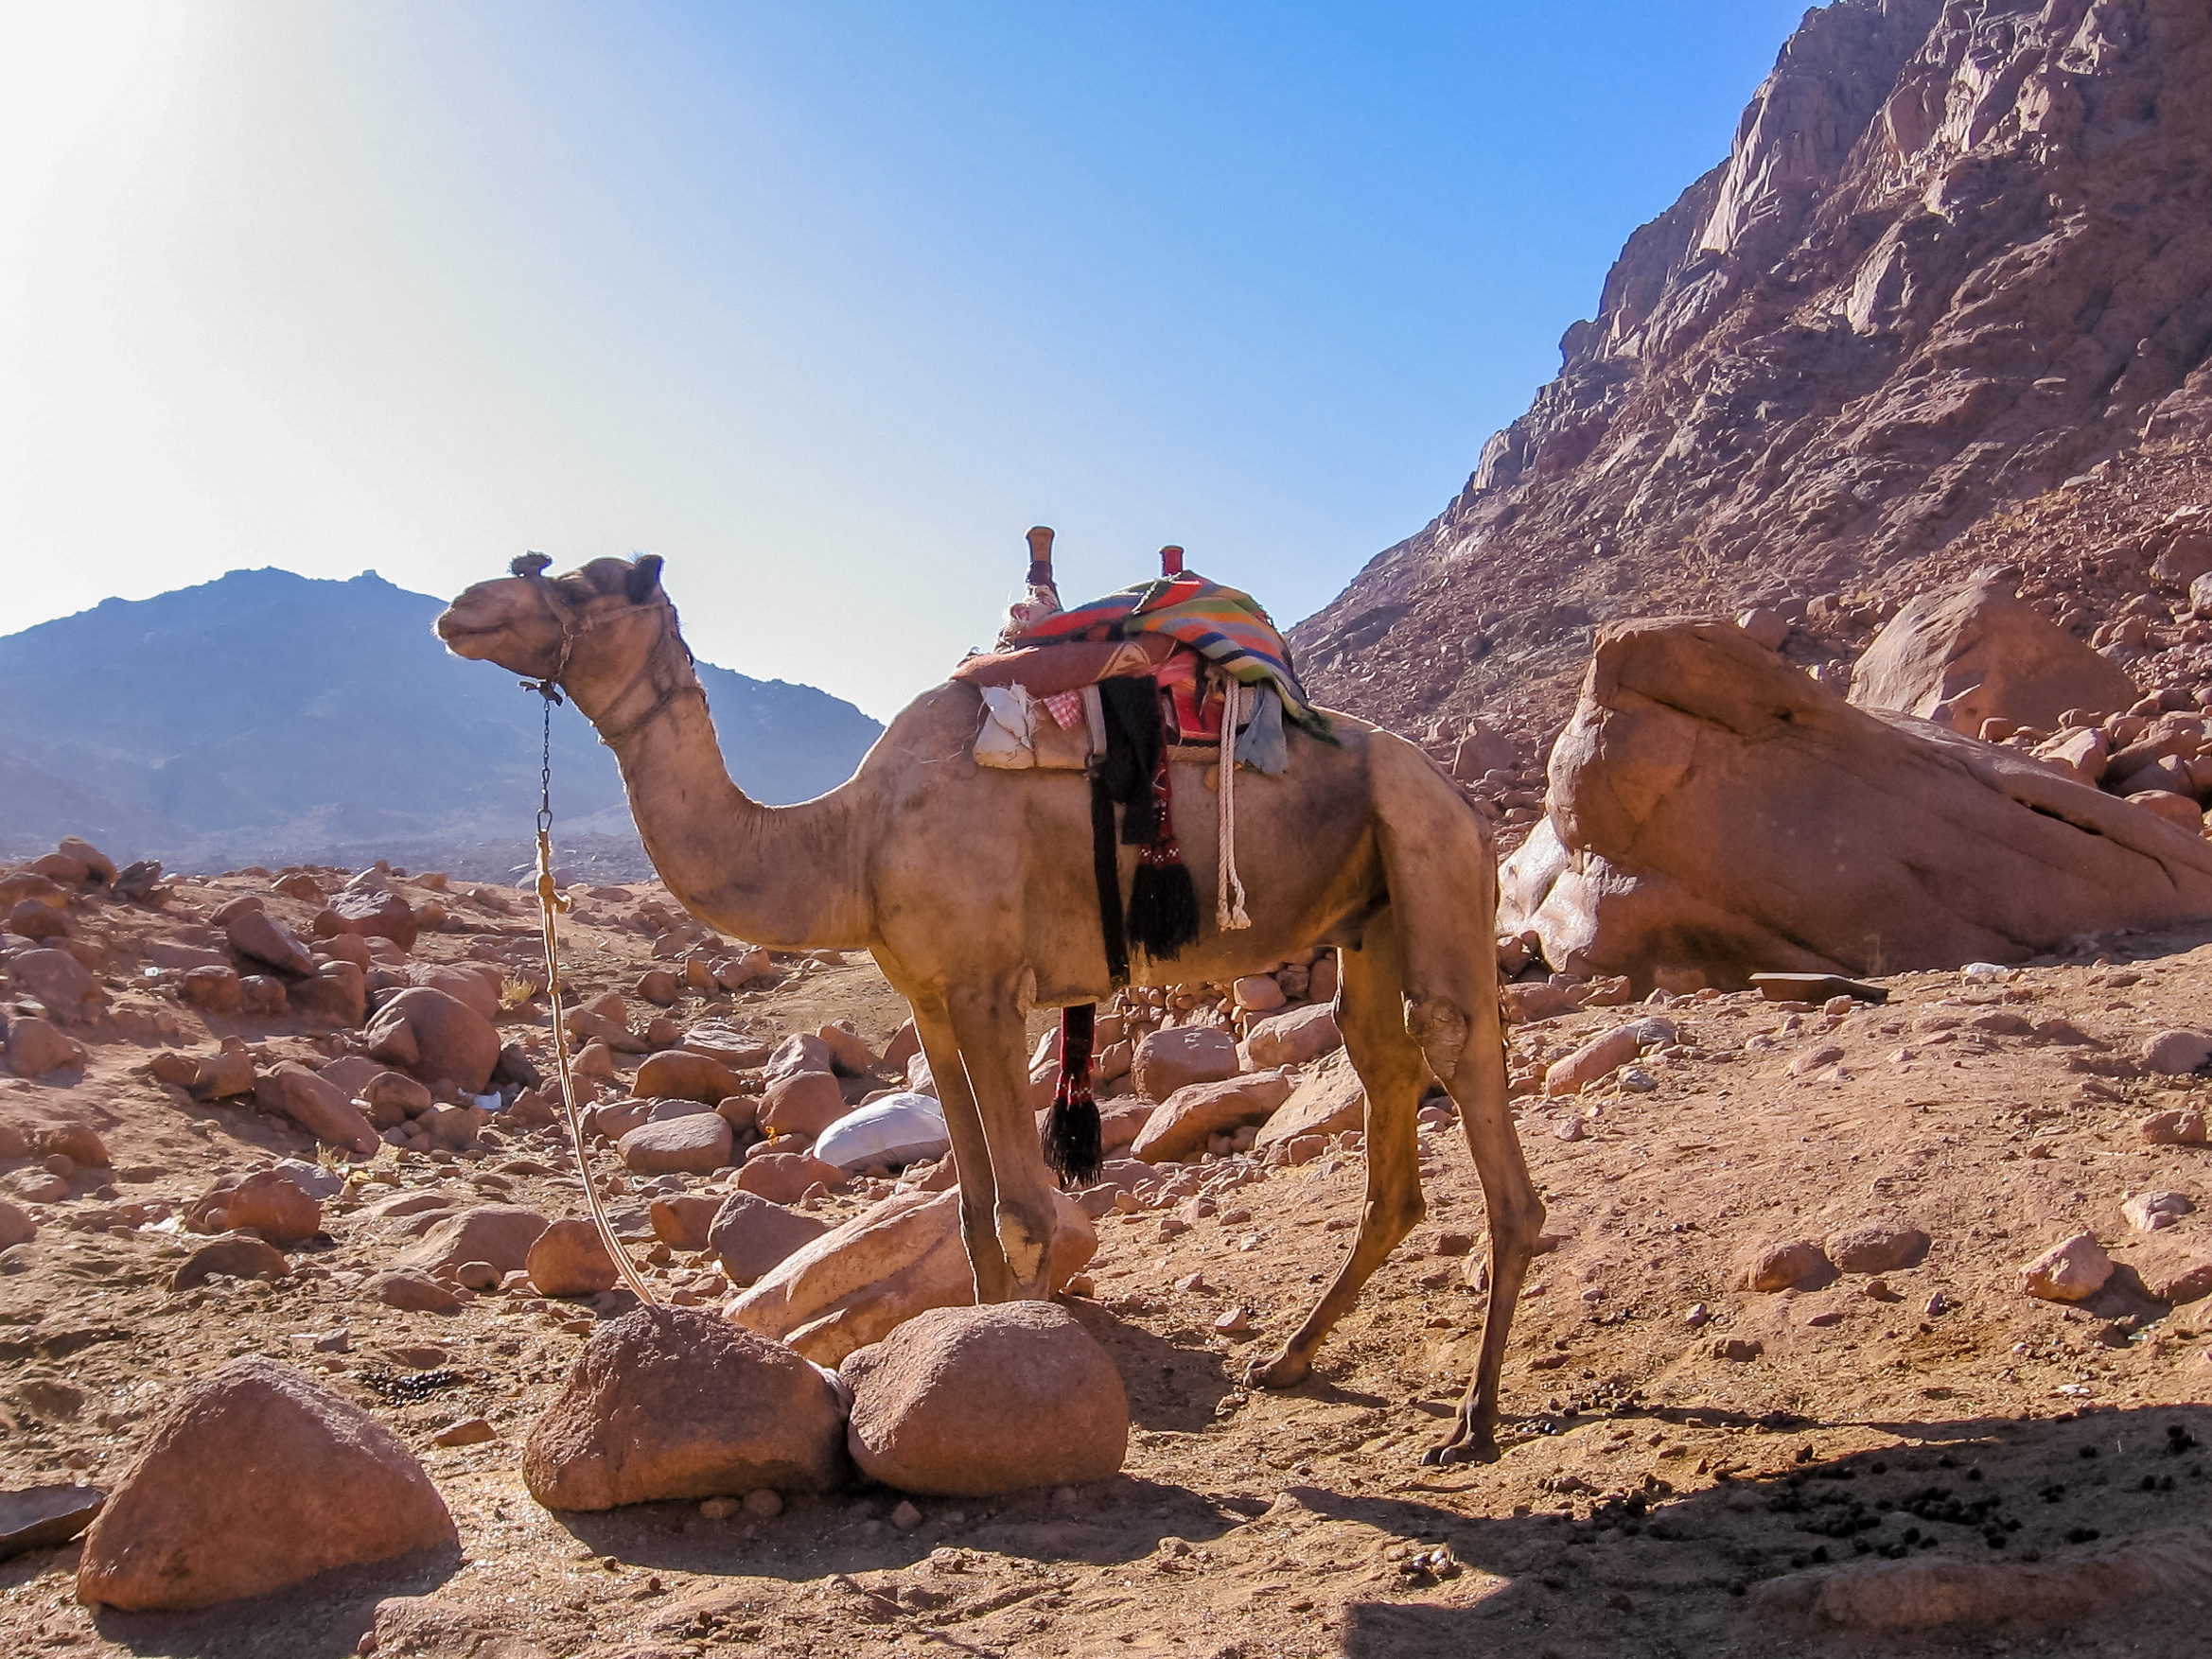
[
  {"xmin": 1174, "ymin": 1272, "xmax": 1208, "ymax": 1293},
  {"xmin": 699, "ymin": 1496, "xmax": 737, "ymax": 1520},
  {"xmin": 1685, "ymin": 1303, "xmax": 1711, "ymax": 1327},
  {"xmin": 743, "ymin": 1489, "xmax": 782, "ymax": 1518},
  {"xmin": 431, "ymin": 1418, "xmax": 496, "ymax": 1447},
  {"xmin": 1215, "ymin": 1307, "xmax": 1252, "ymax": 1335},
  {"xmin": 1618, "ymin": 1067, "xmax": 1658, "ymax": 1092},
  {"xmin": 890, "ymin": 1500, "xmax": 922, "ymax": 1530}
]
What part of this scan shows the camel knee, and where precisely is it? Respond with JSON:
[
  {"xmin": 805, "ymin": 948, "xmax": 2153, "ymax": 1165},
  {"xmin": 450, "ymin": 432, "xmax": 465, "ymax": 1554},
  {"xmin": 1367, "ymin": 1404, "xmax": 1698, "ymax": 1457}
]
[
  {"xmin": 1495, "ymin": 1192, "xmax": 1545, "ymax": 1261},
  {"xmin": 1365, "ymin": 1186, "xmax": 1425, "ymax": 1244},
  {"xmin": 1404, "ymin": 994, "xmax": 1469, "ymax": 1083}
]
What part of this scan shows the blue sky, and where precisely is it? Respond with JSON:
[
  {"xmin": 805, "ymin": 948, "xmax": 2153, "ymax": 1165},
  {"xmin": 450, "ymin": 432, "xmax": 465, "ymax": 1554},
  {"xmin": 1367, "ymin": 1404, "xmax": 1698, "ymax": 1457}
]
[{"xmin": 2, "ymin": 1, "xmax": 1807, "ymax": 719}]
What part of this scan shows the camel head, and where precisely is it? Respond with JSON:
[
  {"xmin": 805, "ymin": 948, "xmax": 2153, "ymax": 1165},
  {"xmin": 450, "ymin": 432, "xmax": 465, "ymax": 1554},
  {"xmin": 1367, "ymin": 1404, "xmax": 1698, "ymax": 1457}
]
[{"xmin": 436, "ymin": 552, "xmax": 673, "ymax": 706}]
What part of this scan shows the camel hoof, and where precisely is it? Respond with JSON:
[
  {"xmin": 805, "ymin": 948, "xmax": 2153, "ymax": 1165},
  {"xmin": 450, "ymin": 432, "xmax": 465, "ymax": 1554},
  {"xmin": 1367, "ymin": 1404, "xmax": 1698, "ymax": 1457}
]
[
  {"xmin": 1419, "ymin": 1435, "xmax": 1500, "ymax": 1468},
  {"xmin": 1246, "ymin": 1351, "xmax": 1309, "ymax": 1390}
]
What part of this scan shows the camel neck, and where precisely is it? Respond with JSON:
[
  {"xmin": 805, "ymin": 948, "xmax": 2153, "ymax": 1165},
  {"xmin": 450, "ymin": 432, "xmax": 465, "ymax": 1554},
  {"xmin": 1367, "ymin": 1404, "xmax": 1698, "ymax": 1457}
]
[{"xmin": 582, "ymin": 628, "xmax": 870, "ymax": 951}]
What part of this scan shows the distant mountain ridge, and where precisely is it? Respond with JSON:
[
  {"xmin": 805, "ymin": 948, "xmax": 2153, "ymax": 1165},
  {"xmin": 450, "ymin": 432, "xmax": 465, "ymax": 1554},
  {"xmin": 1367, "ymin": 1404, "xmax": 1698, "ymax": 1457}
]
[{"xmin": 0, "ymin": 568, "xmax": 883, "ymax": 869}]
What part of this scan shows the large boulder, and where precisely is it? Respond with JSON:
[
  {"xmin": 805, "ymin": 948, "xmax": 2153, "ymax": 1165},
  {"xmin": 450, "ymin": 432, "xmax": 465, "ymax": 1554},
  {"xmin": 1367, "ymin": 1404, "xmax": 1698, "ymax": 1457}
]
[
  {"xmin": 707, "ymin": 1190, "xmax": 832, "ymax": 1285},
  {"xmin": 618, "ymin": 1113, "xmax": 733, "ymax": 1176},
  {"xmin": 6, "ymin": 1016, "xmax": 88, "ymax": 1079},
  {"xmin": 1130, "ymin": 1072, "xmax": 1292, "ymax": 1163},
  {"xmin": 1243, "ymin": 1004, "xmax": 1342, "ymax": 1068},
  {"xmin": 1132, "ymin": 1026, "xmax": 1239, "ymax": 1099},
  {"xmin": 394, "ymin": 1205, "xmax": 551, "ymax": 1279},
  {"xmin": 1499, "ymin": 618, "xmax": 2212, "ymax": 991},
  {"xmin": 526, "ymin": 1218, "xmax": 620, "ymax": 1297},
  {"xmin": 1849, "ymin": 574, "xmax": 2140, "ymax": 735},
  {"xmin": 635, "ymin": 1049, "xmax": 745, "ymax": 1104},
  {"xmin": 841, "ymin": 1302, "xmax": 1128, "ymax": 1496},
  {"xmin": 314, "ymin": 875, "xmax": 419, "ymax": 951},
  {"xmin": 1255, "ymin": 1050, "xmax": 1366, "ymax": 1148},
  {"xmin": 9, "ymin": 949, "xmax": 102, "ymax": 1025},
  {"xmin": 757, "ymin": 1071, "xmax": 849, "ymax": 1138},
  {"xmin": 223, "ymin": 907, "xmax": 315, "ymax": 976},
  {"xmin": 254, "ymin": 1062, "xmax": 380, "ymax": 1156},
  {"xmin": 521, "ymin": 1307, "xmax": 848, "ymax": 1510},
  {"xmin": 75, "ymin": 1357, "xmax": 455, "ymax": 1610},
  {"xmin": 364, "ymin": 987, "xmax": 500, "ymax": 1093},
  {"xmin": 184, "ymin": 1169, "xmax": 321, "ymax": 1244},
  {"xmin": 730, "ymin": 1186, "xmax": 1096, "ymax": 1366}
]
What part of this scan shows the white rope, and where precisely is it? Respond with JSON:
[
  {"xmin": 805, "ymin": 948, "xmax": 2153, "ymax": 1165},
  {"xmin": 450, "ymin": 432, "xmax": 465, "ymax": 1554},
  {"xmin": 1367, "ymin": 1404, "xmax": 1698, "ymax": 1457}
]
[{"xmin": 1217, "ymin": 674, "xmax": 1251, "ymax": 931}]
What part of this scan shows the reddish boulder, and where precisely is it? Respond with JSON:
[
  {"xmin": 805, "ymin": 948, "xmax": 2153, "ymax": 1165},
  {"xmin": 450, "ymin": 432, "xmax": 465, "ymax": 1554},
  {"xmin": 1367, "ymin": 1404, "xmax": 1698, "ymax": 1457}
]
[
  {"xmin": 255, "ymin": 1062, "xmax": 379, "ymax": 1155},
  {"xmin": 1825, "ymin": 1222, "xmax": 1930, "ymax": 1274},
  {"xmin": 1501, "ymin": 620, "xmax": 2212, "ymax": 989},
  {"xmin": 394, "ymin": 1205, "xmax": 551, "ymax": 1279},
  {"xmin": 734, "ymin": 1150, "xmax": 844, "ymax": 1204},
  {"xmin": 757, "ymin": 1070, "xmax": 848, "ymax": 1139},
  {"xmin": 526, "ymin": 1218, "xmax": 620, "ymax": 1297},
  {"xmin": 2020, "ymin": 1233, "xmax": 2114, "ymax": 1302},
  {"xmin": 634, "ymin": 1048, "xmax": 744, "ymax": 1104},
  {"xmin": 1132, "ymin": 1026, "xmax": 1238, "ymax": 1100},
  {"xmin": 1850, "ymin": 575, "xmax": 2139, "ymax": 737},
  {"xmin": 707, "ymin": 1190, "xmax": 832, "ymax": 1284},
  {"xmin": 619, "ymin": 1114, "xmax": 734, "ymax": 1176},
  {"xmin": 522, "ymin": 1307, "xmax": 848, "ymax": 1510},
  {"xmin": 1742, "ymin": 1239, "xmax": 1834, "ymax": 1292},
  {"xmin": 314, "ymin": 881, "xmax": 418, "ymax": 950},
  {"xmin": 6, "ymin": 1016, "xmax": 87, "ymax": 1079},
  {"xmin": 364, "ymin": 987, "xmax": 500, "ymax": 1092},
  {"xmin": 0, "ymin": 1199, "xmax": 38, "ymax": 1248},
  {"xmin": 76, "ymin": 1356, "xmax": 455, "ymax": 1610},
  {"xmin": 841, "ymin": 1302, "xmax": 1128, "ymax": 1495},
  {"xmin": 1243, "ymin": 1004, "xmax": 1342, "ymax": 1069},
  {"xmin": 170, "ymin": 1234, "xmax": 290, "ymax": 1290},
  {"xmin": 224, "ymin": 907, "xmax": 314, "ymax": 976},
  {"xmin": 57, "ymin": 836, "xmax": 117, "ymax": 883},
  {"xmin": 9, "ymin": 949, "xmax": 102, "ymax": 1025},
  {"xmin": 290, "ymin": 960, "xmax": 366, "ymax": 1026},
  {"xmin": 648, "ymin": 1194, "xmax": 722, "ymax": 1252},
  {"xmin": 1130, "ymin": 1073, "xmax": 1292, "ymax": 1163},
  {"xmin": 185, "ymin": 1170, "xmax": 321, "ymax": 1244},
  {"xmin": 764, "ymin": 1033, "xmax": 834, "ymax": 1085},
  {"xmin": 1255, "ymin": 1050, "xmax": 1367, "ymax": 1148}
]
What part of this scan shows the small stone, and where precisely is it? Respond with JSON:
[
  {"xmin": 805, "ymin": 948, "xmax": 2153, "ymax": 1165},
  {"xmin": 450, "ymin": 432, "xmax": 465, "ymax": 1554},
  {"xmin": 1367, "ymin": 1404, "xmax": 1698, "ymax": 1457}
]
[
  {"xmin": 1215, "ymin": 1306, "xmax": 1252, "ymax": 1335},
  {"xmin": 1742, "ymin": 1239, "xmax": 1832, "ymax": 1292},
  {"xmin": 2140, "ymin": 1107, "xmax": 2209, "ymax": 1146},
  {"xmin": 1712, "ymin": 1337, "xmax": 1764, "ymax": 1362},
  {"xmin": 1825, "ymin": 1222, "xmax": 1930, "ymax": 1274},
  {"xmin": 889, "ymin": 1500, "xmax": 922, "ymax": 1530},
  {"xmin": 698, "ymin": 1496, "xmax": 737, "ymax": 1520},
  {"xmin": 527, "ymin": 1219, "xmax": 620, "ymax": 1297},
  {"xmin": 743, "ymin": 1488, "xmax": 782, "ymax": 1519},
  {"xmin": 1789, "ymin": 1044, "xmax": 1847, "ymax": 1076},
  {"xmin": 1554, "ymin": 1116, "xmax": 1585, "ymax": 1143},
  {"xmin": 2122, "ymin": 1191, "xmax": 2196, "ymax": 1232},
  {"xmin": 2143, "ymin": 1031, "xmax": 2212, "ymax": 1076},
  {"xmin": 1685, "ymin": 1302, "xmax": 1711, "ymax": 1327},
  {"xmin": 172, "ymin": 1235, "xmax": 288, "ymax": 1291},
  {"xmin": 431, "ymin": 1418, "xmax": 495, "ymax": 1447},
  {"xmin": 1174, "ymin": 1272, "xmax": 1207, "ymax": 1293},
  {"xmin": 365, "ymin": 1270, "xmax": 463, "ymax": 1313}
]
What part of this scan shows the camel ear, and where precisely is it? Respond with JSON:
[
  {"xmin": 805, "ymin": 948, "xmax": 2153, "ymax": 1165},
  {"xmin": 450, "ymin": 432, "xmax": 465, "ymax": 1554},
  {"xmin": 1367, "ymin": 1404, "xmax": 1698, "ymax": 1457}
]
[
  {"xmin": 626, "ymin": 554, "xmax": 664, "ymax": 603},
  {"xmin": 510, "ymin": 550, "xmax": 552, "ymax": 577}
]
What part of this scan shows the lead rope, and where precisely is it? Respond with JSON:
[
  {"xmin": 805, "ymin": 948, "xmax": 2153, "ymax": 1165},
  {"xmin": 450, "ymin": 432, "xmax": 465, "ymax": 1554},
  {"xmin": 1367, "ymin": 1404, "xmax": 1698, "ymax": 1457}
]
[
  {"xmin": 1217, "ymin": 673, "xmax": 1251, "ymax": 931},
  {"xmin": 526, "ymin": 677, "xmax": 659, "ymax": 1306}
]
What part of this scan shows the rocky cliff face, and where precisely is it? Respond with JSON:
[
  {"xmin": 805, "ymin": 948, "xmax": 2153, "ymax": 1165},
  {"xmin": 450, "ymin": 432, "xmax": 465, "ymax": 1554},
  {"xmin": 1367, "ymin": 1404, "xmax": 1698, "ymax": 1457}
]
[{"xmin": 1294, "ymin": 0, "xmax": 2212, "ymax": 744}]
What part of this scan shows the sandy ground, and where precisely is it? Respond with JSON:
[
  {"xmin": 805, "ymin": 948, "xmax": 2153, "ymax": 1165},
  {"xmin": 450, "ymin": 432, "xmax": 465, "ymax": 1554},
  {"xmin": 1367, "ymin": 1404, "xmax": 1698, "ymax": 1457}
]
[{"xmin": 6, "ymin": 872, "xmax": 2212, "ymax": 1659}]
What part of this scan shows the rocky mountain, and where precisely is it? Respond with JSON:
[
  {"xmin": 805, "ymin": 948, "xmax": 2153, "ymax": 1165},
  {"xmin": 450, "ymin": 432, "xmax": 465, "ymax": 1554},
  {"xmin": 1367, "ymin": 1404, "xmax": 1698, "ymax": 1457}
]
[
  {"xmin": 0, "ymin": 568, "xmax": 883, "ymax": 871},
  {"xmin": 1294, "ymin": 0, "xmax": 2212, "ymax": 747}
]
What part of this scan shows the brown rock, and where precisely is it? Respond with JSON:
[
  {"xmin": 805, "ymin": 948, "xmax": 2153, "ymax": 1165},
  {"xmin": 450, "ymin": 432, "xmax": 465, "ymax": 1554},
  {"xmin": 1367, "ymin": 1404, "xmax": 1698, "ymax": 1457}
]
[
  {"xmin": 403, "ymin": 964, "xmax": 501, "ymax": 1021},
  {"xmin": 290, "ymin": 960, "xmax": 366, "ymax": 1026},
  {"xmin": 1132, "ymin": 1026, "xmax": 1238, "ymax": 1099},
  {"xmin": 0, "ymin": 1200, "xmax": 34, "ymax": 1249},
  {"xmin": 272, "ymin": 872, "xmax": 324, "ymax": 902},
  {"xmin": 171, "ymin": 1234, "xmax": 290, "ymax": 1290},
  {"xmin": 314, "ymin": 882, "xmax": 418, "ymax": 950},
  {"xmin": 1543, "ymin": 1026, "xmax": 1643, "ymax": 1096},
  {"xmin": 1499, "ymin": 620, "xmax": 2212, "ymax": 989},
  {"xmin": 2143, "ymin": 1030, "xmax": 2212, "ymax": 1076},
  {"xmin": 255, "ymin": 1062, "xmax": 380, "ymax": 1156},
  {"xmin": 7, "ymin": 899, "xmax": 70, "ymax": 940},
  {"xmin": 1502, "ymin": 981, "xmax": 1580, "ymax": 1022},
  {"xmin": 1130, "ymin": 1072, "xmax": 1292, "ymax": 1163},
  {"xmin": 1255, "ymin": 1050, "xmax": 1367, "ymax": 1148},
  {"xmin": 1825, "ymin": 1223, "xmax": 1929, "ymax": 1274},
  {"xmin": 2020, "ymin": 1233, "xmax": 2114, "ymax": 1302},
  {"xmin": 34, "ymin": 1122, "xmax": 107, "ymax": 1167},
  {"xmin": 527, "ymin": 1219, "xmax": 620, "ymax": 1297},
  {"xmin": 1850, "ymin": 575, "xmax": 2141, "ymax": 737},
  {"xmin": 734, "ymin": 1151, "xmax": 845, "ymax": 1205},
  {"xmin": 648, "ymin": 1194, "xmax": 722, "ymax": 1252},
  {"xmin": 634, "ymin": 1048, "xmax": 744, "ymax": 1104},
  {"xmin": 2120, "ymin": 1192, "xmax": 2194, "ymax": 1232},
  {"xmin": 365, "ymin": 987, "xmax": 500, "ymax": 1092},
  {"xmin": 75, "ymin": 1356, "xmax": 454, "ymax": 1610},
  {"xmin": 706, "ymin": 1190, "xmax": 831, "ymax": 1285},
  {"xmin": 1743, "ymin": 1239, "xmax": 1834, "ymax": 1292},
  {"xmin": 224, "ymin": 907, "xmax": 315, "ymax": 976},
  {"xmin": 9, "ymin": 949, "xmax": 102, "ymax": 1024},
  {"xmin": 394, "ymin": 1205, "xmax": 551, "ymax": 1279},
  {"xmin": 2139, "ymin": 1106, "xmax": 2208, "ymax": 1146},
  {"xmin": 731, "ymin": 1186, "xmax": 1095, "ymax": 1366},
  {"xmin": 189, "ymin": 1043, "xmax": 256, "ymax": 1101},
  {"xmin": 883, "ymin": 1021, "xmax": 922, "ymax": 1073},
  {"xmin": 1232, "ymin": 974, "xmax": 1287, "ymax": 1014},
  {"xmin": 1242, "ymin": 1004, "xmax": 1342, "ymax": 1069},
  {"xmin": 182, "ymin": 965, "xmax": 244, "ymax": 1014},
  {"xmin": 817, "ymin": 1021, "xmax": 878, "ymax": 1074},
  {"xmin": 841, "ymin": 1302, "xmax": 1128, "ymax": 1496},
  {"xmin": 5, "ymin": 1016, "xmax": 87, "ymax": 1079},
  {"xmin": 366, "ymin": 1269, "xmax": 462, "ymax": 1312},
  {"xmin": 619, "ymin": 1114, "xmax": 734, "ymax": 1177},
  {"xmin": 757, "ymin": 1070, "xmax": 849, "ymax": 1139},
  {"xmin": 56, "ymin": 836, "xmax": 116, "ymax": 883},
  {"xmin": 764, "ymin": 1032, "xmax": 834, "ymax": 1084},
  {"xmin": 186, "ymin": 1170, "xmax": 321, "ymax": 1244},
  {"xmin": 522, "ymin": 1307, "xmax": 847, "ymax": 1510},
  {"xmin": 636, "ymin": 969, "xmax": 681, "ymax": 1006},
  {"xmin": 2129, "ymin": 1234, "xmax": 2212, "ymax": 1305}
]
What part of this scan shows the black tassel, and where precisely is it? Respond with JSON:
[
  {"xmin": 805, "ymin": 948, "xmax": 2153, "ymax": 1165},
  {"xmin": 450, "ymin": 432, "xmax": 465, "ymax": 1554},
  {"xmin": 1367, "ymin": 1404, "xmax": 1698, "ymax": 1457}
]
[
  {"xmin": 1128, "ymin": 852, "xmax": 1201, "ymax": 960},
  {"xmin": 1088, "ymin": 767, "xmax": 1130, "ymax": 988},
  {"xmin": 1044, "ymin": 1004, "xmax": 1103, "ymax": 1185}
]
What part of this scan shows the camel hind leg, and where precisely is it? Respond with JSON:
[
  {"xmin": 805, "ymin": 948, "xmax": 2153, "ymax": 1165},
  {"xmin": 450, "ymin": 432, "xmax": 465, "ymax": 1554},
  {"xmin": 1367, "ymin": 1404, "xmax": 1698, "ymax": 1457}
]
[
  {"xmin": 1371, "ymin": 734, "xmax": 1544, "ymax": 1465},
  {"xmin": 1247, "ymin": 904, "xmax": 1428, "ymax": 1389}
]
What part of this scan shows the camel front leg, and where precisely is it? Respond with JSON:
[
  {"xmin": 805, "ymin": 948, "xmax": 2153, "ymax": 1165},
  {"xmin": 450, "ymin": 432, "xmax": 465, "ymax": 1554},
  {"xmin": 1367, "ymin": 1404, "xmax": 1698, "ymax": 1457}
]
[
  {"xmin": 945, "ymin": 983, "xmax": 1060, "ymax": 1301},
  {"xmin": 908, "ymin": 998, "xmax": 1015, "ymax": 1304},
  {"xmin": 1250, "ymin": 910, "xmax": 1427, "ymax": 1388}
]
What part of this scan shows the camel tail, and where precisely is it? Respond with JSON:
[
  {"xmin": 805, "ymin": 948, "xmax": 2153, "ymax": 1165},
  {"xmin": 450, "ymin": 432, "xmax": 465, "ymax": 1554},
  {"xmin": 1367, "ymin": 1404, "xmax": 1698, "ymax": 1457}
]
[{"xmin": 1043, "ymin": 1004, "xmax": 1104, "ymax": 1185}]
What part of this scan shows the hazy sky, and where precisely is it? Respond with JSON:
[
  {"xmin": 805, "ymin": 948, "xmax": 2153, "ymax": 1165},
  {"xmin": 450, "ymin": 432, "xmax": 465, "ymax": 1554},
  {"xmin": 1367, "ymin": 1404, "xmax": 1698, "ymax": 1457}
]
[{"xmin": 3, "ymin": 1, "xmax": 1805, "ymax": 720}]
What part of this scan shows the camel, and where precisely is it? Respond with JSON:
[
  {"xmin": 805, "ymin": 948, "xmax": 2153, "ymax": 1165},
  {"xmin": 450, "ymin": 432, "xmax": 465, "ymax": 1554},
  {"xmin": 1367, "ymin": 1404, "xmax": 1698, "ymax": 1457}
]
[{"xmin": 436, "ymin": 551, "xmax": 1544, "ymax": 1462}]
